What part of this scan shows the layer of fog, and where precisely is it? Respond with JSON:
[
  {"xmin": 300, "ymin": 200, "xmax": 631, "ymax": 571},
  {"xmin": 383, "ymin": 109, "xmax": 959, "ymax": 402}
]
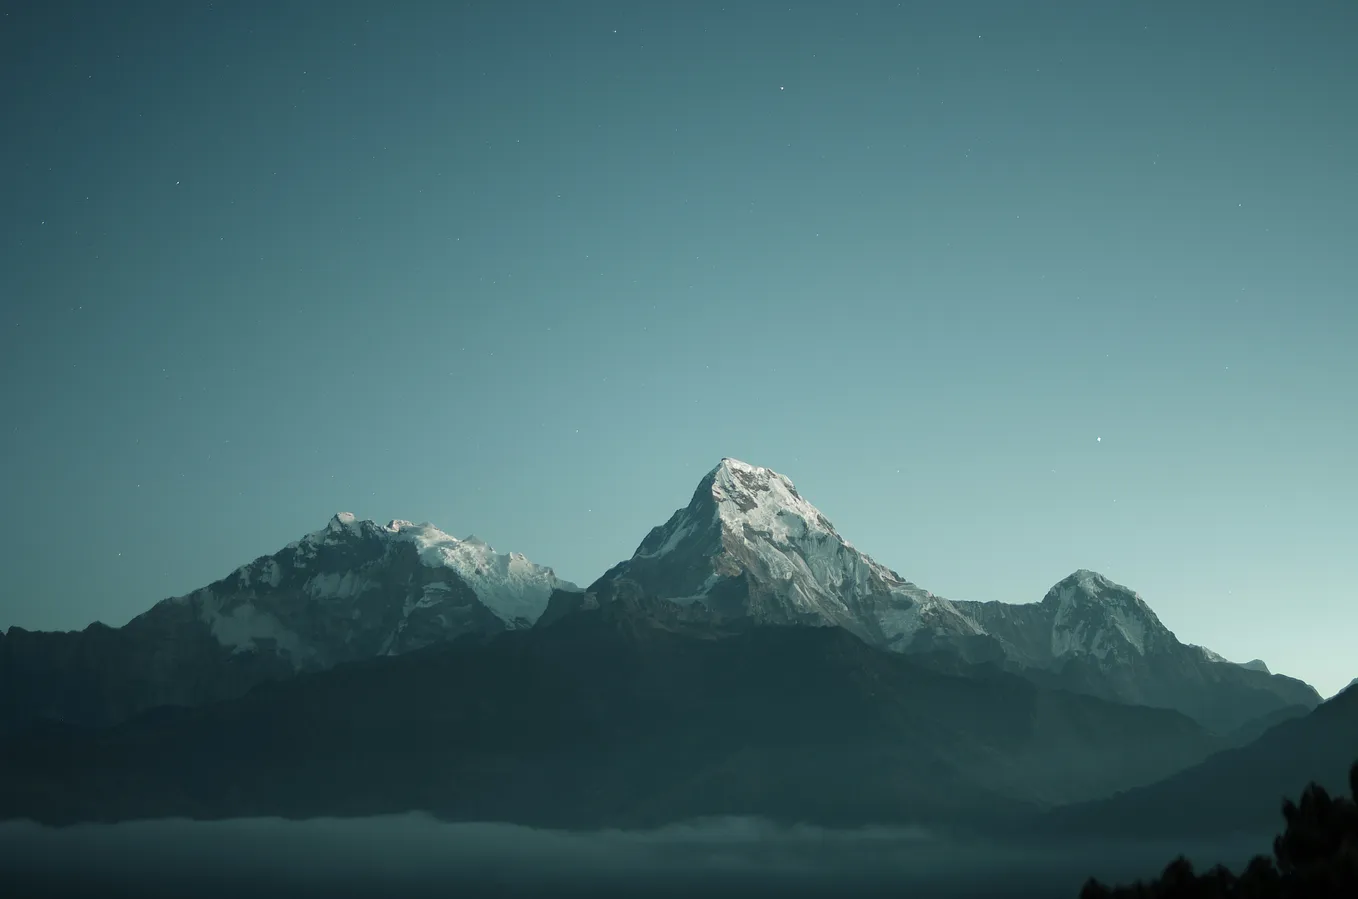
[{"xmin": 0, "ymin": 814, "xmax": 1272, "ymax": 899}]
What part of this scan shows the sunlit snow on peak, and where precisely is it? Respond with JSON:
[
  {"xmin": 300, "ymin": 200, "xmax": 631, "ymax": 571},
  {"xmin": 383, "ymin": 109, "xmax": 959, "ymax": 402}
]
[
  {"xmin": 369, "ymin": 519, "xmax": 578, "ymax": 624},
  {"xmin": 326, "ymin": 512, "xmax": 362, "ymax": 534},
  {"xmin": 624, "ymin": 458, "xmax": 982, "ymax": 645},
  {"xmin": 1052, "ymin": 570, "xmax": 1139, "ymax": 604},
  {"xmin": 276, "ymin": 515, "xmax": 577, "ymax": 629},
  {"xmin": 1045, "ymin": 571, "xmax": 1161, "ymax": 658},
  {"xmin": 708, "ymin": 458, "xmax": 843, "ymax": 547}
]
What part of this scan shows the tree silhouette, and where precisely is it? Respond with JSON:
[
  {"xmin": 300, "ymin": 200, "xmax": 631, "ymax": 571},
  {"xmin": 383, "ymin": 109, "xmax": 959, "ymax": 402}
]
[{"xmin": 1079, "ymin": 760, "xmax": 1358, "ymax": 898}]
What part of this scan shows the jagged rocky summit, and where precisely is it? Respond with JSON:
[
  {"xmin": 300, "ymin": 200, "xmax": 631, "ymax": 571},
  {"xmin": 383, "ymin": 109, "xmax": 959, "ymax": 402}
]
[{"xmin": 541, "ymin": 458, "xmax": 985, "ymax": 654}]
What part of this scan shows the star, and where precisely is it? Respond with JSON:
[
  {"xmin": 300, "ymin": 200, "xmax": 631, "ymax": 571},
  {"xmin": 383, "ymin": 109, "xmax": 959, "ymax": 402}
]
[{"xmin": 1097, "ymin": 437, "xmax": 1102, "ymax": 442}]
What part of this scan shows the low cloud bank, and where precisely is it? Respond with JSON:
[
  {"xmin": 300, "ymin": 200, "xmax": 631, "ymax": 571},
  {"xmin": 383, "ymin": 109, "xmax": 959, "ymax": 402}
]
[{"xmin": 0, "ymin": 814, "xmax": 1269, "ymax": 899}]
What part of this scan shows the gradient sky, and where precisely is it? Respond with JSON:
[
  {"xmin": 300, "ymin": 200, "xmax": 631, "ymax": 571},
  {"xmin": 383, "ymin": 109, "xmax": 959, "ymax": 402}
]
[{"xmin": 2, "ymin": 1, "xmax": 1355, "ymax": 696}]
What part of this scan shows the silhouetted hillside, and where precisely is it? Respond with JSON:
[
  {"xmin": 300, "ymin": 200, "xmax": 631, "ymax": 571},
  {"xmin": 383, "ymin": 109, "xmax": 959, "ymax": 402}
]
[
  {"xmin": 0, "ymin": 600, "xmax": 1221, "ymax": 830},
  {"xmin": 1079, "ymin": 759, "xmax": 1358, "ymax": 898},
  {"xmin": 1042, "ymin": 683, "xmax": 1358, "ymax": 839}
]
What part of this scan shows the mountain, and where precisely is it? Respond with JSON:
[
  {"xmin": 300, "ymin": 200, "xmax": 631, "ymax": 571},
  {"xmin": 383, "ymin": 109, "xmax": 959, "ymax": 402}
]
[
  {"xmin": 0, "ymin": 514, "xmax": 577, "ymax": 732},
  {"xmin": 0, "ymin": 596, "xmax": 1224, "ymax": 830},
  {"xmin": 1035, "ymin": 681, "xmax": 1358, "ymax": 840},
  {"xmin": 548, "ymin": 458, "xmax": 991, "ymax": 655},
  {"xmin": 953, "ymin": 570, "xmax": 1321, "ymax": 734},
  {"xmin": 0, "ymin": 457, "xmax": 1321, "ymax": 744},
  {"xmin": 544, "ymin": 459, "xmax": 1318, "ymax": 734}
]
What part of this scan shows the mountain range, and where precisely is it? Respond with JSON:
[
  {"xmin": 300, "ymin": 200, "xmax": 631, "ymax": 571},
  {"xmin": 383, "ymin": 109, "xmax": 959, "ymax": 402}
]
[
  {"xmin": 0, "ymin": 458, "xmax": 1342, "ymax": 833},
  {"xmin": 0, "ymin": 594, "xmax": 1223, "ymax": 829},
  {"xmin": 0, "ymin": 514, "xmax": 575, "ymax": 732}
]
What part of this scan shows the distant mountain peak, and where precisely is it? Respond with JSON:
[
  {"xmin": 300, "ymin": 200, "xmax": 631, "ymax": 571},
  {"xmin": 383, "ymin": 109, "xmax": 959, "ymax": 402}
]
[
  {"xmin": 1, "ymin": 510, "xmax": 584, "ymax": 732},
  {"xmin": 1034, "ymin": 570, "xmax": 1170, "ymax": 659},
  {"xmin": 1053, "ymin": 569, "xmax": 1127, "ymax": 597},
  {"xmin": 597, "ymin": 458, "xmax": 979, "ymax": 648},
  {"xmin": 195, "ymin": 514, "xmax": 580, "ymax": 662},
  {"xmin": 1044, "ymin": 570, "xmax": 1163, "ymax": 614}
]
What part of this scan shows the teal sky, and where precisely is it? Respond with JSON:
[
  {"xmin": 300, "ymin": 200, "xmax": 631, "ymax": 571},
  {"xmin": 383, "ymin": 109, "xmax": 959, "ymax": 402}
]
[{"xmin": 2, "ymin": 1, "xmax": 1355, "ymax": 697}]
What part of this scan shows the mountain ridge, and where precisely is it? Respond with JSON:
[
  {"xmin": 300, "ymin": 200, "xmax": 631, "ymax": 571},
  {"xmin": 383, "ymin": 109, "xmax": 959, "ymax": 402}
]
[
  {"xmin": 0, "ymin": 457, "xmax": 1320, "ymax": 737},
  {"xmin": 0, "ymin": 514, "xmax": 578, "ymax": 732},
  {"xmin": 0, "ymin": 603, "xmax": 1226, "ymax": 830}
]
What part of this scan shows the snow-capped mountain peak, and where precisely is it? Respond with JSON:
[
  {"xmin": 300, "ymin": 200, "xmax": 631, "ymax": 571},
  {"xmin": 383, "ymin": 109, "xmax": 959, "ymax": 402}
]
[
  {"xmin": 1041, "ymin": 570, "xmax": 1171, "ymax": 659},
  {"xmin": 1049, "ymin": 569, "xmax": 1134, "ymax": 602},
  {"xmin": 707, "ymin": 458, "xmax": 845, "ymax": 546},
  {"xmin": 602, "ymin": 458, "xmax": 980, "ymax": 648},
  {"xmin": 158, "ymin": 514, "xmax": 578, "ymax": 669},
  {"xmin": 325, "ymin": 511, "xmax": 362, "ymax": 535}
]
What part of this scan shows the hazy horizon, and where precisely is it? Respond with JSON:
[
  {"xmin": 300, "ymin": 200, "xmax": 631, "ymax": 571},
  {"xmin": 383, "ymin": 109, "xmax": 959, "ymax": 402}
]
[
  {"xmin": 0, "ymin": 813, "xmax": 1273, "ymax": 899},
  {"xmin": 2, "ymin": 1, "xmax": 1355, "ymax": 697}
]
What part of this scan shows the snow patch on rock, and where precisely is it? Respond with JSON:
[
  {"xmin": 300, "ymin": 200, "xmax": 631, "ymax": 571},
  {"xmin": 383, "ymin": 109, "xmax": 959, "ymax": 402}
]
[
  {"xmin": 382, "ymin": 520, "xmax": 578, "ymax": 625},
  {"xmin": 195, "ymin": 589, "xmax": 307, "ymax": 661}
]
